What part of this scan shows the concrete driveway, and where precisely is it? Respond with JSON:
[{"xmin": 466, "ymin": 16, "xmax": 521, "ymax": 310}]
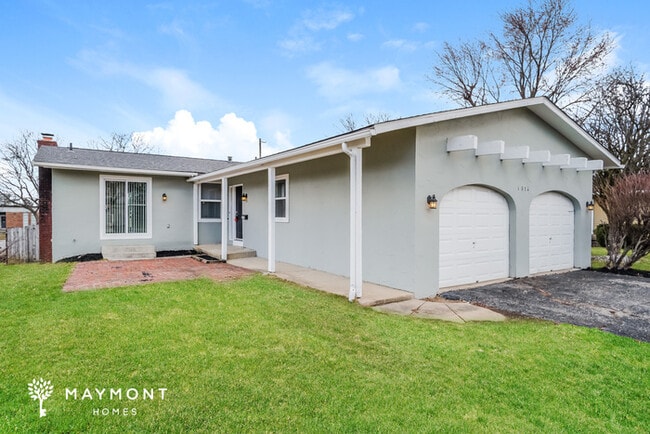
[{"xmin": 441, "ymin": 270, "xmax": 650, "ymax": 342}]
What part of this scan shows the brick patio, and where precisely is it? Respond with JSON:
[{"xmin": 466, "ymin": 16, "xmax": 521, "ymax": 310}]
[{"xmin": 63, "ymin": 257, "xmax": 254, "ymax": 292}]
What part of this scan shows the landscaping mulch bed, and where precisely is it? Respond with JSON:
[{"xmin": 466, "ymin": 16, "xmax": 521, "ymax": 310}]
[{"xmin": 63, "ymin": 257, "xmax": 254, "ymax": 292}]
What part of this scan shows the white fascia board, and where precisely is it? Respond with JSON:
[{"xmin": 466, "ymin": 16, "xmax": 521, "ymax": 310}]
[
  {"xmin": 543, "ymin": 154, "xmax": 571, "ymax": 166},
  {"xmin": 561, "ymin": 157, "xmax": 588, "ymax": 169},
  {"xmin": 189, "ymin": 128, "xmax": 374, "ymax": 183},
  {"xmin": 446, "ymin": 135, "xmax": 478, "ymax": 152},
  {"xmin": 33, "ymin": 162, "xmax": 198, "ymax": 177},
  {"xmin": 372, "ymin": 97, "xmax": 621, "ymax": 169},
  {"xmin": 527, "ymin": 101, "xmax": 621, "ymax": 169},
  {"xmin": 373, "ymin": 98, "xmax": 548, "ymax": 134},
  {"xmin": 476, "ymin": 140, "xmax": 505, "ymax": 156},
  {"xmin": 501, "ymin": 146, "xmax": 530, "ymax": 160},
  {"xmin": 523, "ymin": 150, "xmax": 551, "ymax": 164},
  {"xmin": 577, "ymin": 160, "xmax": 604, "ymax": 171}
]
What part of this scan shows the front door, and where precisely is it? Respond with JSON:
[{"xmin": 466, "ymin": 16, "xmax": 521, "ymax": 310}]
[{"xmin": 229, "ymin": 185, "xmax": 244, "ymax": 246}]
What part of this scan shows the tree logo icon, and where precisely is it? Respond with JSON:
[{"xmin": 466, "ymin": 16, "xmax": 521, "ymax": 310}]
[{"xmin": 28, "ymin": 378, "xmax": 53, "ymax": 417}]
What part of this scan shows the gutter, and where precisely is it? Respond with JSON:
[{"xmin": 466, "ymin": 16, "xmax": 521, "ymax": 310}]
[
  {"xmin": 32, "ymin": 162, "xmax": 200, "ymax": 178},
  {"xmin": 189, "ymin": 128, "xmax": 375, "ymax": 183}
]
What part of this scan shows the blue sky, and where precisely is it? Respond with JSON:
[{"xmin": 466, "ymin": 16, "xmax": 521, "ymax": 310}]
[{"xmin": 1, "ymin": 0, "xmax": 648, "ymax": 161}]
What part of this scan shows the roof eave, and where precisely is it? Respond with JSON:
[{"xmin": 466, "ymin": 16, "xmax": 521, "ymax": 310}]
[
  {"xmin": 189, "ymin": 127, "xmax": 375, "ymax": 183},
  {"xmin": 33, "ymin": 161, "xmax": 199, "ymax": 177},
  {"xmin": 373, "ymin": 97, "xmax": 622, "ymax": 169}
]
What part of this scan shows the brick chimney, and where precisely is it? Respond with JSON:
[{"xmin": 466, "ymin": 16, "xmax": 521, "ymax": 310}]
[
  {"xmin": 38, "ymin": 133, "xmax": 56, "ymax": 262},
  {"xmin": 37, "ymin": 133, "xmax": 57, "ymax": 148}
]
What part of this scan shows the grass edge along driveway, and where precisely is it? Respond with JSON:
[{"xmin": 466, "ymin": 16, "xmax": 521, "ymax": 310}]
[{"xmin": 1, "ymin": 263, "xmax": 648, "ymax": 433}]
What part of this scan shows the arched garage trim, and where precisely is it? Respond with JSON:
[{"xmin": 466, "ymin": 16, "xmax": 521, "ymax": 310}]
[
  {"xmin": 528, "ymin": 190, "xmax": 579, "ymax": 274},
  {"xmin": 438, "ymin": 184, "xmax": 513, "ymax": 288}
]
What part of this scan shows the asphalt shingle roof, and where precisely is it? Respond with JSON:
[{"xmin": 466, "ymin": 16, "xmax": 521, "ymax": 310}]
[{"xmin": 33, "ymin": 145, "xmax": 238, "ymax": 175}]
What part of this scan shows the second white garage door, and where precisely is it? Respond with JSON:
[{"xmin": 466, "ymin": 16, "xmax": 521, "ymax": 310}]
[
  {"xmin": 439, "ymin": 186, "xmax": 510, "ymax": 288},
  {"xmin": 529, "ymin": 192, "xmax": 574, "ymax": 274}
]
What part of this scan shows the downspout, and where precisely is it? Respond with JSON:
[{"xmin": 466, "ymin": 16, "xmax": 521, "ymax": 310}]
[{"xmin": 342, "ymin": 142, "xmax": 361, "ymax": 301}]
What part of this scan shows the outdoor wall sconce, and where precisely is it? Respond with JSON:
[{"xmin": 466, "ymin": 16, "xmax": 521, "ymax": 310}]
[
  {"xmin": 427, "ymin": 194, "xmax": 438, "ymax": 209},
  {"xmin": 586, "ymin": 200, "xmax": 594, "ymax": 211},
  {"xmin": 162, "ymin": 193, "xmax": 168, "ymax": 202},
  {"xmin": 242, "ymin": 193, "xmax": 248, "ymax": 202}
]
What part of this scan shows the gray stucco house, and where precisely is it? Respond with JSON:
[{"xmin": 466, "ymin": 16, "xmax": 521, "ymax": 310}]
[{"xmin": 34, "ymin": 98, "xmax": 620, "ymax": 298}]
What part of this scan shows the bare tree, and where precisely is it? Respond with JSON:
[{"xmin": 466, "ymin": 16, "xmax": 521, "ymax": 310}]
[
  {"xmin": 338, "ymin": 112, "xmax": 392, "ymax": 133},
  {"xmin": 583, "ymin": 67, "xmax": 650, "ymax": 215},
  {"xmin": 431, "ymin": 40, "xmax": 502, "ymax": 107},
  {"xmin": 89, "ymin": 132, "xmax": 157, "ymax": 153},
  {"xmin": 603, "ymin": 173, "xmax": 650, "ymax": 269},
  {"xmin": 0, "ymin": 131, "xmax": 39, "ymax": 218},
  {"xmin": 429, "ymin": 0, "xmax": 614, "ymax": 110}
]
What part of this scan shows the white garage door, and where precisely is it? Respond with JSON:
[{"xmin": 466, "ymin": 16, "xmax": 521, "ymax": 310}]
[
  {"xmin": 439, "ymin": 186, "xmax": 509, "ymax": 288},
  {"xmin": 529, "ymin": 192, "xmax": 574, "ymax": 274}
]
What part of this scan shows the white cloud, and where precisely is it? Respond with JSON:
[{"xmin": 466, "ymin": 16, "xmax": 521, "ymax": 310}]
[
  {"xmin": 134, "ymin": 110, "xmax": 259, "ymax": 161},
  {"xmin": 258, "ymin": 111, "xmax": 296, "ymax": 155},
  {"xmin": 279, "ymin": 6, "xmax": 355, "ymax": 56},
  {"xmin": 382, "ymin": 39, "xmax": 418, "ymax": 52},
  {"xmin": 301, "ymin": 8, "xmax": 354, "ymax": 31},
  {"xmin": 278, "ymin": 36, "xmax": 321, "ymax": 55},
  {"xmin": 602, "ymin": 30, "xmax": 623, "ymax": 73},
  {"xmin": 347, "ymin": 32, "xmax": 364, "ymax": 42},
  {"xmin": 0, "ymin": 87, "xmax": 105, "ymax": 148},
  {"xmin": 306, "ymin": 62, "xmax": 401, "ymax": 101},
  {"xmin": 71, "ymin": 50, "xmax": 218, "ymax": 111},
  {"xmin": 413, "ymin": 22, "xmax": 429, "ymax": 33}
]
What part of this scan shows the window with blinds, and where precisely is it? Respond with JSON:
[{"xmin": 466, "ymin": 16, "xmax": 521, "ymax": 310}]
[{"xmin": 101, "ymin": 176, "xmax": 151, "ymax": 239}]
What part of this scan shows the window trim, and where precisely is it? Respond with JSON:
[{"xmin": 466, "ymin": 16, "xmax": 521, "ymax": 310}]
[
  {"xmin": 99, "ymin": 175, "xmax": 152, "ymax": 240},
  {"xmin": 198, "ymin": 183, "xmax": 222, "ymax": 222},
  {"xmin": 275, "ymin": 174, "xmax": 289, "ymax": 223}
]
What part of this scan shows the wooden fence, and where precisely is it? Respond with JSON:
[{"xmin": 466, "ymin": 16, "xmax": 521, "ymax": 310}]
[{"xmin": 4, "ymin": 225, "xmax": 39, "ymax": 263}]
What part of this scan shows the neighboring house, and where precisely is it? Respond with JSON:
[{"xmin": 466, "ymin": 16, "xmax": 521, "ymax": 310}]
[
  {"xmin": 0, "ymin": 205, "xmax": 35, "ymax": 231},
  {"xmin": 34, "ymin": 98, "xmax": 620, "ymax": 298}
]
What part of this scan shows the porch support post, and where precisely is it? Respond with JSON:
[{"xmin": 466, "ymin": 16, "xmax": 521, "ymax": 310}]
[
  {"xmin": 342, "ymin": 142, "xmax": 363, "ymax": 301},
  {"xmin": 221, "ymin": 177, "xmax": 228, "ymax": 261},
  {"xmin": 192, "ymin": 183, "xmax": 199, "ymax": 245},
  {"xmin": 267, "ymin": 167, "xmax": 276, "ymax": 272},
  {"xmin": 354, "ymin": 147, "xmax": 363, "ymax": 298}
]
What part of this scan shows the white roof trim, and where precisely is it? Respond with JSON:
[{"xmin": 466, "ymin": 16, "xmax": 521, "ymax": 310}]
[
  {"xmin": 33, "ymin": 162, "xmax": 198, "ymax": 177},
  {"xmin": 189, "ymin": 97, "xmax": 621, "ymax": 183},
  {"xmin": 190, "ymin": 128, "xmax": 374, "ymax": 183},
  {"xmin": 374, "ymin": 97, "xmax": 621, "ymax": 169}
]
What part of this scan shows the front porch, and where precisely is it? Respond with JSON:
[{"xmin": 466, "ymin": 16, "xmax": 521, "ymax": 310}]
[
  {"xmin": 196, "ymin": 244, "xmax": 257, "ymax": 261},
  {"xmin": 226, "ymin": 256, "xmax": 413, "ymax": 307}
]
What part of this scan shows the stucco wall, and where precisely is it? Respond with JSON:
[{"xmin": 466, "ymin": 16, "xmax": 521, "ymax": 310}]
[
  {"xmin": 412, "ymin": 108, "xmax": 593, "ymax": 297},
  {"xmin": 51, "ymin": 170, "xmax": 194, "ymax": 261},
  {"xmin": 229, "ymin": 156, "xmax": 350, "ymax": 277},
  {"xmin": 218, "ymin": 108, "xmax": 594, "ymax": 298},
  {"xmin": 363, "ymin": 128, "xmax": 417, "ymax": 291}
]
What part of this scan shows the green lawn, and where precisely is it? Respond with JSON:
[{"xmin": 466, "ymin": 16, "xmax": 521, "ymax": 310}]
[
  {"xmin": 591, "ymin": 246, "xmax": 650, "ymax": 271},
  {"xmin": 1, "ymin": 264, "xmax": 648, "ymax": 433}
]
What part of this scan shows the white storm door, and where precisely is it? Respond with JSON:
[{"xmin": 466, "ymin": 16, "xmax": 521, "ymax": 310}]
[
  {"xmin": 529, "ymin": 192, "xmax": 574, "ymax": 274},
  {"xmin": 439, "ymin": 186, "xmax": 509, "ymax": 288}
]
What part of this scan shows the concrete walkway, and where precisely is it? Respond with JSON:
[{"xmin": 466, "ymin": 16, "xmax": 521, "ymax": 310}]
[{"xmin": 229, "ymin": 257, "xmax": 505, "ymax": 322}]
